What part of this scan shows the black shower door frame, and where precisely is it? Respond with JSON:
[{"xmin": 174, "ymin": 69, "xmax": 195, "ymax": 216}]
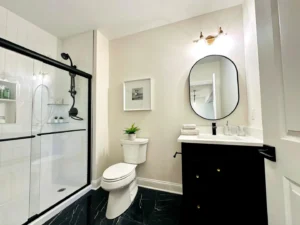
[{"xmin": 0, "ymin": 37, "xmax": 92, "ymax": 224}]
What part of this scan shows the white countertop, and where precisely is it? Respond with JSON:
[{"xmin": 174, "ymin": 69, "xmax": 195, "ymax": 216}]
[{"xmin": 178, "ymin": 134, "xmax": 263, "ymax": 147}]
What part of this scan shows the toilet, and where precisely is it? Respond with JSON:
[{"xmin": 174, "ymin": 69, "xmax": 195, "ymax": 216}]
[{"xmin": 101, "ymin": 138, "xmax": 149, "ymax": 219}]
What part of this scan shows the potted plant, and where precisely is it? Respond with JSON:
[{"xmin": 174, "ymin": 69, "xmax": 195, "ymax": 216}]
[
  {"xmin": 124, "ymin": 123, "xmax": 140, "ymax": 141},
  {"xmin": 54, "ymin": 116, "xmax": 58, "ymax": 123}
]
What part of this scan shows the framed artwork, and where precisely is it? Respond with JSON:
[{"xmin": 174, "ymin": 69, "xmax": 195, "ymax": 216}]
[{"xmin": 123, "ymin": 78, "xmax": 152, "ymax": 111}]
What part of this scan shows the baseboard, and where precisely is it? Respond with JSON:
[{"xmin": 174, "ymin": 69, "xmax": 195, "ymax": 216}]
[
  {"xmin": 29, "ymin": 185, "xmax": 91, "ymax": 225},
  {"xmin": 137, "ymin": 177, "xmax": 182, "ymax": 195},
  {"xmin": 92, "ymin": 177, "xmax": 102, "ymax": 190},
  {"xmin": 92, "ymin": 176, "xmax": 182, "ymax": 195}
]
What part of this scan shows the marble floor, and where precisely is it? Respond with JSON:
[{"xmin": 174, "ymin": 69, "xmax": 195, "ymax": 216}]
[{"xmin": 43, "ymin": 187, "xmax": 182, "ymax": 225}]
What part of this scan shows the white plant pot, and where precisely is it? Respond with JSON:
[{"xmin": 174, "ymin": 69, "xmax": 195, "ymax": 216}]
[{"xmin": 128, "ymin": 134, "xmax": 136, "ymax": 141}]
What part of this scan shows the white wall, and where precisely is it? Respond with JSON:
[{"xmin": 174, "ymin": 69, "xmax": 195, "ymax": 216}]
[
  {"xmin": 109, "ymin": 5, "xmax": 247, "ymax": 185},
  {"xmin": 243, "ymin": 0, "xmax": 262, "ymax": 129},
  {"xmin": 92, "ymin": 30, "xmax": 109, "ymax": 188},
  {"xmin": 60, "ymin": 31, "xmax": 94, "ymax": 74}
]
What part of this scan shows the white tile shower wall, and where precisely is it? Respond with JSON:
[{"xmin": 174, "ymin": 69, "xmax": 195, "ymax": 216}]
[
  {"xmin": 0, "ymin": 5, "xmax": 59, "ymax": 138},
  {"xmin": 0, "ymin": 5, "xmax": 61, "ymax": 221},
  {"xmin": 31, "ymin": 65, "xmax": 89, "ymax": 215},
  {"xmin": 60, "ymin": 31, "xmax": 108, "ymax": 189},
  {"xmin": 38, "ymin": 131, "xmax": 87, "ymax": 213},
  {"xmin": 0, "ymin": 139, "xmax": 31, "ymax": 225}
]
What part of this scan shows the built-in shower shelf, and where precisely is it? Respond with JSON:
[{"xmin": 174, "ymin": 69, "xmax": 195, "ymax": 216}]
[
  {"xmin": 47, "ymin": 104, "xmax": 69, "ymax": 106},
  {"xmin": 47, "ymin": 122, "xmax": 69, "ymax": 124},
  {"xmin": 0, "ymin": 99, "xmax": 16, "ymax": 102},
  {"xmin": 0, "ymin": 80, "xmax": 17, "ymax": 124}
]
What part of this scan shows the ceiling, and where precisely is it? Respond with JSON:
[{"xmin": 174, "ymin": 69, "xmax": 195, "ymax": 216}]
[{"xmin": 0, "ymin": 0, "xmax": 243, "ymax": 40}]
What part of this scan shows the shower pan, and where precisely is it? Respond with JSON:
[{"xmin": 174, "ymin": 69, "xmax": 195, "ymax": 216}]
[{"xmin": 0, "ymin": 38, "xmax": 91, "ymax": 225}]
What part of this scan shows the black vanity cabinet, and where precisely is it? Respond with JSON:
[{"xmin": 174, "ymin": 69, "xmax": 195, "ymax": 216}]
[{"xmin": 181, "ymin": 143, "xmax": 268, "ymax": 225}]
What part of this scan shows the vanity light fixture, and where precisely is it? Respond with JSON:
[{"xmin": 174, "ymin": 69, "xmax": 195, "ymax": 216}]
[{"xmin": 193, "ymin": 27, "xmax": 225, "ymax": 45}]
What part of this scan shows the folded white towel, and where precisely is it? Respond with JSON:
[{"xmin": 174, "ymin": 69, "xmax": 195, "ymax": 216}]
[
  {"xmin": 182, "ymin": 124, "xmax": 196, "ymax": 130},
  {"xmin": 181, "ymin": 129, "xmax": 199, "ymax": 135}
]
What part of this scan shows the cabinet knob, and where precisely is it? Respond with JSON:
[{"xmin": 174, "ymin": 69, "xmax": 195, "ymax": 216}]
[
  {"xmin": 197, "ymin": 205, "xmax": 200, "ymax": 209},
  {"xmin": 217, "ymin": 168, "xmax": 221, "ymax": 172},
  {"xmin": 196, "ymin": 175, "xmax": 199, "ymax": 179}
]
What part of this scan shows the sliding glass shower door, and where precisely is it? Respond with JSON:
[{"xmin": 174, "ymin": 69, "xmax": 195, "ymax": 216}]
[
  {"xmin": 30, "ymin": 62, "xmax": 89, "ymax": 215},
  {"xmin": 0, "ymin": 49, "xmax": 34, "ymax": 225},
  {"xmin": 0, "ymin": 38, "xmax": 91, "ymax": 225}
]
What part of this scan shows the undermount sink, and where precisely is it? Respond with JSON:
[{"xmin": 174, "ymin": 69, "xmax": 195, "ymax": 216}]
[{"xmin": 178, "ymin": 134, "xmax": 263, "ymax": 147}]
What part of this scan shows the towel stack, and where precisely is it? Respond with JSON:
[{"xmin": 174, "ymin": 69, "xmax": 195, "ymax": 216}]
[{"xmin": 181, "ymin": 124, "xmax": 199, "ymax": 135}]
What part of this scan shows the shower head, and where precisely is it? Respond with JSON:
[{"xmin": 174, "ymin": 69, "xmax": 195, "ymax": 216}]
[
  {"xmin": 61, "ymin": 52, "xmax": 83, "ymax": 121},
  {"xmin": 61, "ymin": 52, "xmax": 74, "ymax": 67},
  {"xmin": 61, "ymin": 52, "xmax": 69, "ymax": 60}
]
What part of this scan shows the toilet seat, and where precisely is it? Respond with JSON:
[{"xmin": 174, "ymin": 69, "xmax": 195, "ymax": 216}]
[
  {"xmin": 102, "ymin": 168, "xmax": 136, "ymax": 191},
  {"xmin": 103, "ymin": 163, "xmax": 137, "ymax": 182},
  {"xmin": 103, "ymin": 169, "xmax": 135, "ymax": 182}
]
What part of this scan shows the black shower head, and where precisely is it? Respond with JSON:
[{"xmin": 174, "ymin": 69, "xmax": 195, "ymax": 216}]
[
  {"xmin": 61, "ymin": 52, "xmax": 69, "ymax": 60},
  {"xmin": 61, "ymin": 52, "xmax": 74, "ymax": 67}
]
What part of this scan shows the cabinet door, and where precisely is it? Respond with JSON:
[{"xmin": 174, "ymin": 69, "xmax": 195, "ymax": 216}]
[
  {"xmin": 184, "ymin": 157, "xmax": 266, "ymax": 225},
  {"xmin": 184, "ymin": 160, "xmax": 228, "ymax": 224}
]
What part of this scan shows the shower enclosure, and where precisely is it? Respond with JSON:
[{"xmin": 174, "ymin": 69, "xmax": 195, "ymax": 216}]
[{"xmin": 0, "ymin": 38, "xmax": 91, "ymax": 225}]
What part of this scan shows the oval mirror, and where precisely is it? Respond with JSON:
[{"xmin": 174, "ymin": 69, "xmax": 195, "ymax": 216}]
[{"xmin": 189, "ymin": 55, "xmax": 239, "ymax": 120}]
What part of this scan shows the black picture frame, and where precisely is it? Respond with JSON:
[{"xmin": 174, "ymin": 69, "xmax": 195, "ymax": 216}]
[{"xmin": 188, "ymin": 54, "xmax": 240, "ymax": 121}]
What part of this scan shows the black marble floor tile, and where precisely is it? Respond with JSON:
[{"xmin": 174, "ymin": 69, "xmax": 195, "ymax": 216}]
[{"xmin": 42, "ymin": 187, "xmax": 182, "ymax": 225}]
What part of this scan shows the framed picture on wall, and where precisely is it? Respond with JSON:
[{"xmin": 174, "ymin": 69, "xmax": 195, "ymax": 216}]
[{"xmin": 123, "ymin": 78, "xmax": 152, "ymax": 111}]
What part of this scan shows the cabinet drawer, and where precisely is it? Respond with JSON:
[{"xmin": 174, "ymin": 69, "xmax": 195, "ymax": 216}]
[
  {"xmin": 185, "ymin": 159, "xmax": 259, "ymax": 199},
  {"xmin": 186, "ymin": 160, "xmax": 226, "ymax": 188}
]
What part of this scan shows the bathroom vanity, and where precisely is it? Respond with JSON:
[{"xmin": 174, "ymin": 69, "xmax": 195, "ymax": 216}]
[{"xmin": 178, "ymin": 135, "xmax": 268, "ymax": 225}]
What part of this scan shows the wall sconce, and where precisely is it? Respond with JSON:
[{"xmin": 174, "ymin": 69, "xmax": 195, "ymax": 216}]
[{"xmin": 193, "ymin": 27, "xmax": 225, "ymax": 45}]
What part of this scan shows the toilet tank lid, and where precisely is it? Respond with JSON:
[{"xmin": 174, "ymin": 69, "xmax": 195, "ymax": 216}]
[{"xmin": 121, "ymin": 138, "xmax": 149, "ymax": 145}]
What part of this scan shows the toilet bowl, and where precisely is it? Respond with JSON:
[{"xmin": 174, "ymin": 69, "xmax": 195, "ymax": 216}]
[{"xmin": 101, "ymin": 138, "xmax": 149, "ymax": 219}]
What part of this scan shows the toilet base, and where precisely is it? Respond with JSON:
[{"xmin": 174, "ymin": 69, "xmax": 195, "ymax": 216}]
[{"xmin": 106, "ymin": 179, "xmax": 138, "ymax": 219}]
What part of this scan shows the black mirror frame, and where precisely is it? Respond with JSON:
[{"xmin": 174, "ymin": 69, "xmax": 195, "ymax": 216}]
[{"xmin": 188, "ymin": 55, "xmax": 240, "ymax": 121}]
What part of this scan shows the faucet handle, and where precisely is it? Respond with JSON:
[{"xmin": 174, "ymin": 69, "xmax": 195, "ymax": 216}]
[{"xmin": 224, "ymin": 124, "xmax": 231, "ymax": 136}]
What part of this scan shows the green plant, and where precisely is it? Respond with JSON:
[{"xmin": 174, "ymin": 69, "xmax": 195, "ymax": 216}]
[{"xmin": 124, "ymin": 123, "xmax": 140, "ymax": 134}]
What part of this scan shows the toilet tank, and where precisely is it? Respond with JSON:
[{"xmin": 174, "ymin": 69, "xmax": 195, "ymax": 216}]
[{"xmin": 121, "ymin": 138, "xmax": 149, "ymax": 164}]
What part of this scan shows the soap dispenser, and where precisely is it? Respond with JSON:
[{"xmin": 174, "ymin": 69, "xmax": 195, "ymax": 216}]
[{"xmin": 224, "ymin": 121, "xmax": 231, "ymax": 136}]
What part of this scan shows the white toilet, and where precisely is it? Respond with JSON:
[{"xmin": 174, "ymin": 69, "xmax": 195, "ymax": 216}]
[{"xmin": 101, "ymin": 138, "xmax": 149, "ymax": 219}]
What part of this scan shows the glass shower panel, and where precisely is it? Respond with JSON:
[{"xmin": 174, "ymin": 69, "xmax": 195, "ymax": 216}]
[
  {"xmin": 0, "ymin": 48, "xmax": 34, "ymax": 225},
  {"xmin": 32, "ymin": 62, "xmax": 88, "ymax": 213}
]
